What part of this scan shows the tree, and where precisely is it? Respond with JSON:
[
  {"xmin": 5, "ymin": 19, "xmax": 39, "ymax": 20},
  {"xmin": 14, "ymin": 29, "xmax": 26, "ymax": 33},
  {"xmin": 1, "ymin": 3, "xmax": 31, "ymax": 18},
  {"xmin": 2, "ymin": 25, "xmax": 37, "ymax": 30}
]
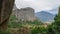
[{"xmin": 53, "ymin": 7, "xmax": 60, "ymax": 34}]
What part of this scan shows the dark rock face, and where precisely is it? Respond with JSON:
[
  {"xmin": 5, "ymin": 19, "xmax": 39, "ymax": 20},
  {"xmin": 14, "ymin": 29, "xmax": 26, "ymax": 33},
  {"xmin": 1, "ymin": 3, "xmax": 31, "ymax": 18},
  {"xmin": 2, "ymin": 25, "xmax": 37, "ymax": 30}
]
[
  {"xmin": 0, "ymin": 0, "xmax": 3, "ymax": 24},
  {"xmin": 1, "ymin": 0, "xmax": 15, "ymax": 24},
  {"xmin": 0, "ymin": 0, "xmax": 15, "ymax": 31}
]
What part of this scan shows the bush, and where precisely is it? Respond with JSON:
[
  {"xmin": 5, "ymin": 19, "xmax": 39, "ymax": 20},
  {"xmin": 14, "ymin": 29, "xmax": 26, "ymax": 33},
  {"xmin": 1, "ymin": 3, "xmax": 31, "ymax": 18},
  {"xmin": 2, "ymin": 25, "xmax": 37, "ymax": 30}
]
[
  {"xmin": 8, "ymin": 15, "xmax": 22, "ymax": 28},
  {"xmin": 31, "ymin": 27, "xmax": 47, "ymax": 34}
]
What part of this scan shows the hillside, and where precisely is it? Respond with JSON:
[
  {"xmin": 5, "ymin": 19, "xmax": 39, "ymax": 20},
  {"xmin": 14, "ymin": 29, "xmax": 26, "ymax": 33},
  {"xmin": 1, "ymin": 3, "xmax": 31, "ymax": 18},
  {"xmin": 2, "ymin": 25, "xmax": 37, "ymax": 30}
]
[{"xmin": 35, "ymin": 11, "xmax": 55, "ymax": 22}]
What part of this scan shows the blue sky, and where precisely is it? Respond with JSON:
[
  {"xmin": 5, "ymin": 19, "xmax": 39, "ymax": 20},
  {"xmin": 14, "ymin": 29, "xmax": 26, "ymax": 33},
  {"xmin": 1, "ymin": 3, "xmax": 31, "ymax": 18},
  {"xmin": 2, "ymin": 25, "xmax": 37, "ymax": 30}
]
[{"xmin": 15, "ymin": 0, "xmax": 60, "ymax": 14}]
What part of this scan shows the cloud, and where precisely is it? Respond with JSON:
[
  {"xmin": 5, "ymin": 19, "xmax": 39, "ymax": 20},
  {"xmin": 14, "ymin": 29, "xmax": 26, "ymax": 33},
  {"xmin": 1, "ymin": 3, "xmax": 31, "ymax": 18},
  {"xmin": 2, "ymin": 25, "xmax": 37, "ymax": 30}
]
[{"xmin": 15, "ymin": 0, "xmax": 60, "ymax": 14}]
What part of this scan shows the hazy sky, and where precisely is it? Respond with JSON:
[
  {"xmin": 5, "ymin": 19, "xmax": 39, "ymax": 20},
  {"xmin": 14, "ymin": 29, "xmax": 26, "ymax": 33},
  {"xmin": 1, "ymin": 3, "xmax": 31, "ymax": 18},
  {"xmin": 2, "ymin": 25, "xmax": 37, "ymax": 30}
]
[{"xmin": 15, "ymin": 0, "xmax": 60, "ymax": 14}]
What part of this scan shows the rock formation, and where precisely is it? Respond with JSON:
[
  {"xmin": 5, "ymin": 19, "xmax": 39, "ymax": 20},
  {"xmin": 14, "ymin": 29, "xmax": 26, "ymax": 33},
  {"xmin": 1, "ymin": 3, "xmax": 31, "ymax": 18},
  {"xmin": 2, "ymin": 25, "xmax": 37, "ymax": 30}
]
[
  {"xmin": 17, "ymin": 7, "xmax": 35, "ymax": 21},
  {"xmin": 12, "ymin": 5, "xmax": 36, "ymax": 21},
  {"xmin": 0, "ymin": 0, "xmax": 15, "ymax": 31}
]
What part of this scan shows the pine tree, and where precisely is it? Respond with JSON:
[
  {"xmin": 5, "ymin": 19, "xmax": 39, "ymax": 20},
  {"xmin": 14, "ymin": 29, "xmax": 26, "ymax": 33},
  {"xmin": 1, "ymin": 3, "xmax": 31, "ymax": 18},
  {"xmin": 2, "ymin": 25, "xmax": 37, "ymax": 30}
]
[{"xmin": 53, "ymin": 6, "xmax": 60, "ymax": 34}]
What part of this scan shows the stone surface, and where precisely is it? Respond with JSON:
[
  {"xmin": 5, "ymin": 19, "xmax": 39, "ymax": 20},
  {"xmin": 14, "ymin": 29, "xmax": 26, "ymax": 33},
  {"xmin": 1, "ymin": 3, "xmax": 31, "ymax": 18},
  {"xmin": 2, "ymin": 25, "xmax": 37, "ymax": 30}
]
[
  {"xmin": 0, "ymin": 0, "xmax": 15, "ymax": 31},
  {"xmin": 1, "ymin": 0, "xmax": 15, "ymax": 24},
  {"xmin": 12, "ymin": 6, "xmax": 36, "ymax": 21}
]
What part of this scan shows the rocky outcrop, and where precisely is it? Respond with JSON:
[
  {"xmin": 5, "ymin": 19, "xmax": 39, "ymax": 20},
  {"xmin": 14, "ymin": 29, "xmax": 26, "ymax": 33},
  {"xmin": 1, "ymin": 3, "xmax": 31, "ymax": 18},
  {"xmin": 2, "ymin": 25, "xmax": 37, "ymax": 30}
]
[
  {"xmin": 17, "ymin": 7, "xmax": 35, "ymax": 21},
  {"xmin": 0, "ymin": 0, "xmax": 15, "ymax": 31},
  {"xmin": 12, "ymin": 5, "xmax": 36, "ymax": 21}
]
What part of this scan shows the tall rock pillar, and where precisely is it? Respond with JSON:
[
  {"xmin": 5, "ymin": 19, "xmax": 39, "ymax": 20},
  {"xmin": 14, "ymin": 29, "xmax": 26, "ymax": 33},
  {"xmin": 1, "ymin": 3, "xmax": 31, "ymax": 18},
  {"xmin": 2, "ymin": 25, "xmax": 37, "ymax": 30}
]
[{"xmin": 0, "ymin": 0, "xmax": 15, "ymax": 31}]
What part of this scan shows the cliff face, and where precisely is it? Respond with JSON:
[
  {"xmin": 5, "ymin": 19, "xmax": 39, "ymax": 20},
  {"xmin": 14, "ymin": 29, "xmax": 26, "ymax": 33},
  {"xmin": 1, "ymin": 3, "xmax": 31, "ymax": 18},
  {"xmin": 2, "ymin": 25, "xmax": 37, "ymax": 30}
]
[
  {"xmin": 1, "ymin": 0, "xmax": 14, "ymax": 24},
  {"xmin": 0, "ymin": 0, "xmax": 15, "ymax": 31},
  {"xmin": 17, "ymin": 7, "xmax": 35, "ymax": 20},
  {"xmin": 12, "ymin": 5, "xmax": 36, "ymax": 21}
]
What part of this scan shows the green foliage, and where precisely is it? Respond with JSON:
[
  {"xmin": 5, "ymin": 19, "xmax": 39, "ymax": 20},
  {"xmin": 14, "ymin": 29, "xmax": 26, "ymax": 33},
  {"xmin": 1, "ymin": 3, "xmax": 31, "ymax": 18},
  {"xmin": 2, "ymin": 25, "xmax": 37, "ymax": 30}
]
[
  {"xmin": 7, "ymin": 12, "xmax": 60, "ymax": 34},
  {"xmin": 31, "ymin": 27, "xmax": 47, "ymax": 34},
  {"xmin": 10, "ymin": 15, "xmax": 17, "ymax": 21},
  {"xmin": 53, "ymin": 10, "xmax": 60, "ymax": 34},
  {"xmin": 0, "ymin": 29, "xmax": 10, "ymax": 34},
  {"xmin": 8, "ymin": 15, "xmax": 42, "ymax": 28},
  {"xmin": 47, "ymin": 25, "xmax": 56, "ymax": 34},
  {"xmin": 26, "ymin": 20, "xmax": 42, "ymax": 25},
  {"xmin": 8, "ymin": 15, "xmax": 22, "ymax": 28},
  {"xmin": 8, "ymin": 22, "xmax": 22, "ymax": 28},
  {"xmin": 32, "ymin": 20, "xmax": 42, "ymax": 25}
]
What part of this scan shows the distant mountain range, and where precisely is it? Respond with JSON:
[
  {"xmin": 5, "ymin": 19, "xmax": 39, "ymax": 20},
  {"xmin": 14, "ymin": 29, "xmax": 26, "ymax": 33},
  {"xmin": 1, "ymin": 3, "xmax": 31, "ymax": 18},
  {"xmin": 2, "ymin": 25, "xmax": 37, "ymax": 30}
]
[{"xmin": 35, "ymin": 11, "xmax": 55, "ymax": 22}]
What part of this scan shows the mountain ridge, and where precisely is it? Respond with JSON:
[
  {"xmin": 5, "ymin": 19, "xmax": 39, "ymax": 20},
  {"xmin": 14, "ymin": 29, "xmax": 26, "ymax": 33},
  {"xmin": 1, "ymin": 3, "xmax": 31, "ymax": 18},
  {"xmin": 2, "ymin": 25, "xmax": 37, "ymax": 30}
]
[{"xmin": 35, "ymin": 11, "xmax": 55, "ymax": 22}]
